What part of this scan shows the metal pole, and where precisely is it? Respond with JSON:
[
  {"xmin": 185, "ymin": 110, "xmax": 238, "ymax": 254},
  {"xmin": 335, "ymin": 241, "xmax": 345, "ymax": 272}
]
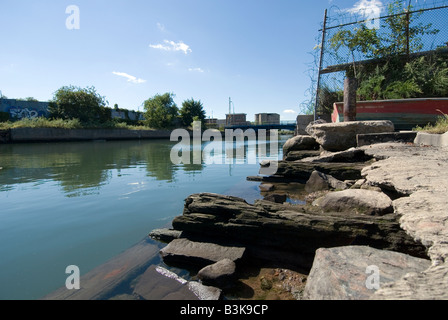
[
  {"xmin": 314, "ymin": 9, "xmax": 328, "ymax": 121},
  {"xmin": 406, "ymin": 1, "xmax": 412, "ymax": 56}
]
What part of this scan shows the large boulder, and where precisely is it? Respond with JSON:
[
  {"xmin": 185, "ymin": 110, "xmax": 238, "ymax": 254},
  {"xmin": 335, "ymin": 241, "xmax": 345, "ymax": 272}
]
[
  {"xmin": 305, "ymin": 170, "xmax": 349, "ymax": 193},
  {"xmin": 306, "ymin": 121, "xmax": 395, "ymax": 151},
  {"xmin": 282, "ymin": 135, "xmax": 319, "ymax": 155},
  {"xmin": 303, "ymin": 246, "xmax": 431, "ymax": 300},
  {"xmin": 197, "ymin": 259, "xmax": 237, "ymax": 287},
  {"xmin": 313, "ymin": 189, "xmax": 394, "ymax": 216}
]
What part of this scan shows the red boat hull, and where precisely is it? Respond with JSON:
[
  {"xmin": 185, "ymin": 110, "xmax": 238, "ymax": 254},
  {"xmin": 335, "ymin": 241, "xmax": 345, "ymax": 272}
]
[{"xmin": 332, "ymin": 98, "xmax": 448, "ymax": 130}]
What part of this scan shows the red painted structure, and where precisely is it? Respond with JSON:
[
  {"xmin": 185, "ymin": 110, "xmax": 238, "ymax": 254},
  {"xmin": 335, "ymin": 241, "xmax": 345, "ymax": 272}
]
[{"xmin": 332, "ymin": 98, "xmax": 448, "ymax": 130}]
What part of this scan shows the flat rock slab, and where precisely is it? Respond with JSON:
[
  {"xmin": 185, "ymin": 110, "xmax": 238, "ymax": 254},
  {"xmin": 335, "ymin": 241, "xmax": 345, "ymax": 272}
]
[
  {"xmin": 160, "ymin": 238, "xmax": 246, "ymax": 268},
  {"xmin": 303, "ymin": 246, "xmax": 431, "ymax": 300},
  {"xmin": 133, "ymin": 265, "xmax": 221, "ymax": 300},
  {"xmin": 313, "ymin": 189, "xmax": 394, "ymax": 216},
  {"xmin": 268, "ymin": 160, "xmax": 367, "ymax": 182},
  {"xmin": 306, "ymin": 120, "xmax": 395, "ymax": 151},
  {"xmin": 149, "ymin": 228, "xmax": 183, "ymax": 243},
  {"xmin": 357, "ymin": 132, "xmax": 417, "ymax": 147},
  {"xmin": 373, "ymin": 263, "xmax": 448, "ymax": 300},
  {"xmin": 42, "ymin": 238, "xmax": 160, "ymax": 300},
  {"xmin": 284, "ymin": 150, "xmax": 321, "ymax": 161}
]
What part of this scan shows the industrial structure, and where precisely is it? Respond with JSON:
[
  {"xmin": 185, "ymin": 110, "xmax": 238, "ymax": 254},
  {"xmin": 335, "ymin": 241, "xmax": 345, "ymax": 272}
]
[{"xmin": 254, "ymin": 113, "xmax": 280, "ymax": 125}]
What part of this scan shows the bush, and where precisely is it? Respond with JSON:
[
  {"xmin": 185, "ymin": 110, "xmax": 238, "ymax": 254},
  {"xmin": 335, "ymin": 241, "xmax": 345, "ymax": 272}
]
[
  {"xmin": 0, "ymin": 111, "xmax": 10, "ymax": 122},
  {"xmin": 414, "ymin": 111, "xmax": 448, "ymax": 134},
  {"xmin": 9, "ymin": 118, "xmax": 83, "ymax": 129},
  {"xmin": 48, "ymin": 86, "xmax": 111, "ymax": 125}
]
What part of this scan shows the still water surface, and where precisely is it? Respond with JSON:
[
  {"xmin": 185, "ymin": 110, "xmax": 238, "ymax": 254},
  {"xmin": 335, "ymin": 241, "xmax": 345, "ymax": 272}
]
[{"xmin": 0, "ymin": 136, "xmax": 290, "ymax": 300}]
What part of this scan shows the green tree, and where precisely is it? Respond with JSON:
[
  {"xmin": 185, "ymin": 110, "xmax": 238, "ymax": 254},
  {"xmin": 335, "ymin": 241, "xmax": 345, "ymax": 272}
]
[
  {"xmin": 328, "ymin": 0, "xmax": 444, "ymax": 101},
  {"xmin": 381, "ymin": 0, "xmax": 439, "ymax": 57},
  {"xmin": 48, "ymin": 86, "xmax": 110, "ymax": 124},
  {"xmin": 180, "ymin": 98, "xmax": 206, "ymax": 127},
  {"xmin": 143, "ymin": 93, "xmax": 179, "ymax": 128},
  {"xmin": 17, "ymin": 97, "xmax": 39, "ymax": 102},
  {"xmin": 330, "ymin": 0, "xmax": 439, "ymax": 62}
]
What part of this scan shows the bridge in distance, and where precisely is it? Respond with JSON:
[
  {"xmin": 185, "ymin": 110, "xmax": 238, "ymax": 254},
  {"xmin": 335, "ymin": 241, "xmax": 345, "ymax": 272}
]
[{"xmin": 224, "ymin": 121, "xmax": 296, "ymax": 132}]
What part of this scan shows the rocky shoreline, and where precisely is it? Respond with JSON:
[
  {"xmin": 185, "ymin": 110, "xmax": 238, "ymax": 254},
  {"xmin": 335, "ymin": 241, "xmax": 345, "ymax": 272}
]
[
  {"xmin": 150, "ymin": 120, "xmax": 448, "ymax": 300},
  {"xmin": 44, "ymin": 120, "xmax": 447, "ymax": 300}
]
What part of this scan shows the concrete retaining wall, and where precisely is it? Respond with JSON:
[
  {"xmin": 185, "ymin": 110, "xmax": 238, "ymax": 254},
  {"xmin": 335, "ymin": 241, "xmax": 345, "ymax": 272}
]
[
  {"xmin": 414, "ymin": 132, "xmax": 448, "ymax": 148},
  {"xmin": 357, "ymin": 132, "xmax": 417, "ymax": 147},
  {"xmin": 1, "ymin": 128, "xmax": 173, "ymax": 143}
]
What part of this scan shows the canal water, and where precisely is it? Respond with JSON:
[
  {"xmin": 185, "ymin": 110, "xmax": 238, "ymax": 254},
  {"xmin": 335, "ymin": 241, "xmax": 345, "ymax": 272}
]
[{"xmin": 0, "ymin": 135, "xmax": 291, "ymax": 300}]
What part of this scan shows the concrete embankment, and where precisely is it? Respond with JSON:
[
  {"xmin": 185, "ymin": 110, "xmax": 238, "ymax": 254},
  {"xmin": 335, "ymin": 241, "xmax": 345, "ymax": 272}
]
[{"xmin": 0, "ymin": 128, "xmax": 173, "ymax": 143}]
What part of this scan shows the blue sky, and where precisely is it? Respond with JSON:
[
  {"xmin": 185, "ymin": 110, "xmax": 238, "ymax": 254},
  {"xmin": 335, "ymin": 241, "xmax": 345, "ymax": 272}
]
[{"xmin": 1, "ymin": 0, "xmax": 396, "ymax": 120}]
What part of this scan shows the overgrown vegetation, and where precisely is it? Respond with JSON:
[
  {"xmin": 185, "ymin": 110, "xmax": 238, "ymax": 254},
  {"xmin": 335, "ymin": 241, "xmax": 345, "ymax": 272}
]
[
  {"xmin": 1, "ymin": 86, "xmax": 207, "ymax": 130},
  {"xmin": 324, "ymin": 0, "xmax": 448, "ymax": 106},
  {"xmin": 354, "ymin": 51, "xmax": 448, "ymax": 101},
  {"xmin": 0, "ymin": 117, "xmax": 151, "ymax": 130},
  {"xmin": 414, "ymin": 111, "xmax": 448, "ymax": 134}
]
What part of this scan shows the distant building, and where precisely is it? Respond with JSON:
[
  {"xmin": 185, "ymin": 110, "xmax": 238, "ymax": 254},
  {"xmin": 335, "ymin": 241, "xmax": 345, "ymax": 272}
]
[
  {"xmin": 205, "ymin": 118, "xmax": 218, "ymax": 125},
  {"xmin": 111, "ymin": 109, "xmax": 144, "ymax": 121},
  {"xmin": 216, "ymin": 119, "xmax": 227, "ymax": 129},
  {"xmin": 204, "ymin": 118, "xmax": 218, "ymax": 129},
  {"xmin": 226, "ymin": 113, "xmax": 247, "ymax": 126},
  {"xmin": 254, "ymin": 113, "xmax": 280, "ymax": 125}
]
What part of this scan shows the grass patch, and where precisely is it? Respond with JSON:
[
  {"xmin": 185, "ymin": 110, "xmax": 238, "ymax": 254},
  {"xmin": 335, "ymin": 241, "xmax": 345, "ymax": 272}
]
[
  {"xmin": 0, "ymin": 118, "xmax": 154, "ymax": 131},
  {"xmin": 414, "ymin": 110, "xmax": 448, "ymax": 134}
]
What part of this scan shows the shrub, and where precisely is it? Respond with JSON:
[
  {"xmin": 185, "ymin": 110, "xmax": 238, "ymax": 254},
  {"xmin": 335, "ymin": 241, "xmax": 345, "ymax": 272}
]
[{"xmin": 0, "ymin": 111, "xmax": 10, "ymax": 122}]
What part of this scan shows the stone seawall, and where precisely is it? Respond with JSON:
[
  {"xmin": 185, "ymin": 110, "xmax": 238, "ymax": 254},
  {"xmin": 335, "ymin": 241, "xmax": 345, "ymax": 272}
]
[{"xmin": 0, "ymin": 128, "xmax": 173, "ymax": 143}]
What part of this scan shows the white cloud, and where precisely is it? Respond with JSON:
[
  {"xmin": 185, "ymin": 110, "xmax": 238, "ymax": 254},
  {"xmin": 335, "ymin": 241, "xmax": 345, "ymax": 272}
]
[
  {"xmin": 283, "ymin": 109, "xmax": 297, "ymax": 114},
  {"xmin": 345, "ymin": 0, "xmax": 383, "ymax": 17},
  {"xmin": 149, "ymin": 40, "xmax": 192, "ymax": 55},
  {"xmin": 112, "ymin": 72, "xmax": 146, "ymax": 84},
  {"xmin": 188, "ymin": 67, "xmax": 204, "ymax": 73}
]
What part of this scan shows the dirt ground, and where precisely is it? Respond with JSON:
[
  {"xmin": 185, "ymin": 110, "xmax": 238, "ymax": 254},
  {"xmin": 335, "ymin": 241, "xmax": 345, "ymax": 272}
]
[{"xmin": 224, "ymin": 265, "xmax": 308, "ymax": 300}]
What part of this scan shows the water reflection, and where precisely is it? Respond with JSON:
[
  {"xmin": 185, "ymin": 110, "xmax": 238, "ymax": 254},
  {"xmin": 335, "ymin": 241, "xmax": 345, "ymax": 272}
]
[
  {"xmin": 0, "ymin": 136, "xmax": 287, "ymax": 197},
  {"xmin": 0, "ymin": 140, "xmax": 179, "ymax": 196}
]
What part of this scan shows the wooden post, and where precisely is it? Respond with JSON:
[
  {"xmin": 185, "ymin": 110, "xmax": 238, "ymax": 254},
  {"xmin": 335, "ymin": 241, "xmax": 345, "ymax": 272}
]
[{"xmin": 343, "ymin": 77, "xmax": 357, "ymax": 122}]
